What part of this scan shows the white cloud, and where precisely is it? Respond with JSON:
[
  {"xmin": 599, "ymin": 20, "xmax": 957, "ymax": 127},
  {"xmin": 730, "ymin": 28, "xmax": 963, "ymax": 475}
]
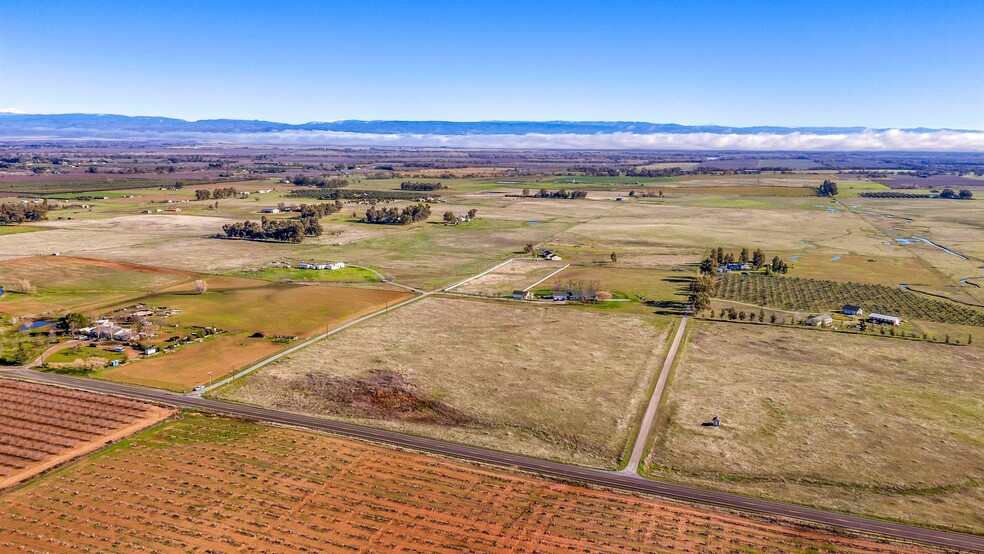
[
  {"xmin": 0, "ymin": 108, "xmax": 26, "ymax": 114},
  {"xmin": 204, "ymin": 128, "xmax": 984, "ymax": 152}
]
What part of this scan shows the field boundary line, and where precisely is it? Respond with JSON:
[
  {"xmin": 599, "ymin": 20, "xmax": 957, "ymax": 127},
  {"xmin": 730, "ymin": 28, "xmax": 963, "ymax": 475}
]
[
  {"xmin": 523, "ymin": 263, "xmax": 570, "ymax": 292},
  {"xmin": 443, "ymin": 258, "xmax": 515, "ymax": 291},
  {"xmin": 199, "ymin": 292, "xmax": 430, "ymax": 394}
]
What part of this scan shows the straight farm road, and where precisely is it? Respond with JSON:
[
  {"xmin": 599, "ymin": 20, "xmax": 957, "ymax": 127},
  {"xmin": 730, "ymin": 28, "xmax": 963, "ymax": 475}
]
[
  {"xmin": 621, "ymin": 315, "xmax": 688, "ymax": 475},
  {"xmin": 3, "ymin": 367, "xmax": 982, "ymax": 552}
]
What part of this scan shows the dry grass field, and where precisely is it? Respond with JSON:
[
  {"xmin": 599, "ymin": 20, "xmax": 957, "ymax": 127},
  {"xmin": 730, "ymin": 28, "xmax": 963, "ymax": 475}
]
[
  {"xmin": 0, "ymin": 256, "xmax": 194, "ymax": 316},
  {"xmin": 98, "ymin": 334, "xmax": 284, "ymax": 391},
  {"xmin": 218, "ymin": 296, "xmax": 668, "ymax": 468},
  {"xmin": 645, "ymin": 321, "xmax": 984, "ymax": 534},
  {"xmin": 0, "ymin": 379, "xmax": 171, "ymax": 489},
  {"xmin": 0, "ymin": 415, "xmax": 938, "ymax": 553}
]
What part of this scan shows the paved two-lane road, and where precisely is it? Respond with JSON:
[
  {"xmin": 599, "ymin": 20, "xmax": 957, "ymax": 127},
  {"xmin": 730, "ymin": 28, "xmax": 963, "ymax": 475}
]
[{"xmin": 3, "ymin": 368, "xmax": 981, "ymax": 552}]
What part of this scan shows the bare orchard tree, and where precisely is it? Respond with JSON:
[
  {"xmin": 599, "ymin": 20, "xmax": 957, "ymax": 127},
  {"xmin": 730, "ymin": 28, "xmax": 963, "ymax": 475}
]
[
  {"xmin": 195, "ymin": 279, "xmax": 208, "ymax": 294},
  {"xmin": 16, "ymin": 279, "xmax": 36, "ymax": 294}
]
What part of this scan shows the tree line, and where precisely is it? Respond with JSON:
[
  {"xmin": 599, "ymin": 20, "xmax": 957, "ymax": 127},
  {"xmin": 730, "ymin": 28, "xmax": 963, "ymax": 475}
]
[
  {"xmin": 287, "ymin": 189, "xmax": 436, "ymax": 202},
  {"xmin": 699, "ymin": 246, "xmax": 788, "ymax": 274},
  {"xmin": 195, "ymin": 187, "xmax": 239, "ymax": 200},
  {"xmin": 223, "ymin": 217, "xmax": 309, "ymax": 243},
  {"xmin": 290, "ymin": 175, "xmax": 349, "ymax": 188},
  {"xmin": 0, "ymin": 202, "xmax": 48, "ymax": 225},
  {"xmin": 400, "ymin": 181, "xmax": 448, "ymax": 191},
  {"xmin": 364, "ymin": 203, "xmax": 431, "ymax": 225},
  {"xmin": 522, "ymin": 188, "xmax": 588, "ymax": 199}
]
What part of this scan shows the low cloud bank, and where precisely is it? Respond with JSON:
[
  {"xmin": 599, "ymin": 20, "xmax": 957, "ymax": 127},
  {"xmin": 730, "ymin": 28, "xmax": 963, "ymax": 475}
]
[{"xmin": 209, "ymin": 128, "xmax": 984, "ymax": 151}]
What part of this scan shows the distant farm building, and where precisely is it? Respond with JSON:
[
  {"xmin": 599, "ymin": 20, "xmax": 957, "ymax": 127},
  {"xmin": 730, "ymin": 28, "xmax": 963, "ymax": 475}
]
[
  {"xmin": 805, "ymin": 313, "xmax": 833, "ymax": 327},
  {"xmin": 868, "ymin": 313, "xmax": 902, "ymax": 326},
  {"xmin": 511, "ymin": 290, "xmax": 533, "ymax": 300},
  {"xmin": 87, "ymin": 324, "xmax": 133, "ymax": 341},
  {"xmin": 299, "ymin": 262, "xmax": 345, "ymax": 270},
  {"xmin": 842, "ymin": 305, "xmax": 863, "ymax": 316},
  {"xmin": 259, "ymin": 208, "xmax": 281, "ymax": 214},
  {"xmin": 717, "ymin": 263, "xmax": 751, "ymax": 273}
]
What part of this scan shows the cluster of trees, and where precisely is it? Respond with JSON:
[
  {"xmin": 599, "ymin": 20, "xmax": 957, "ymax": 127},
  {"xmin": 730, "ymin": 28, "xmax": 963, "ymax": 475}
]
[
  {"xmin": 522, "ymin": 188, "xmax": 588, "ymax": 199},
  {"xmin": 699, "ymin": 246, "xmax": 787, "ymax": 274},
  {"xmin": 290, "ymin": 175, "xmax": 349, "ymax": 188},
  {"xmin": 442, "ymin": 208, "xmax": 478, "ymax": 224},
  {"xmin": 364, "ymin": 203, "xmax": 432, "ymax": 225},
  {"xmin": 817, "ymin": 180, "xmax": 838, "ymax": 197},
  {"xmin": 400, "ymin": 181, "xmax": 448, "ymax": 191},
  {"xmin": 939, "ymin": 188, "xmax": 974, "ymax": 199},
  {"xmin": 287, "ymin": 189, "xmax": 435, "ymax": 201},
  {"xmin": 195, "ymin": 187, "xmax": 239, "ymax": 200},
  {"xmin": 222, "ymin": 216, "xmax": 316, "ymax": 243},
  {"xmin": 688, "ymin": 274, "xmax": 715, "ymax": 311},
  {"xmin": 0, "ymin": 202, "xmax": 48, "ymax": 225},
  {"xmin": 299, "ymin": 201, "xmax": 343, "ymax": 219}
]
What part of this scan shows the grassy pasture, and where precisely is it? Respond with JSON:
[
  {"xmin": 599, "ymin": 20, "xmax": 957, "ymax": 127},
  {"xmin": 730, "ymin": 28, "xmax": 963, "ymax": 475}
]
[
  {"xmin": 0, "ymin": 256, "xmax": 194, "ymax": 317},
  {"xmin": 645, "ymin": 321, "xmax": 984, "ymax": 534},
  {"xmin": 45, "ymin": 344, "xmax": 127, "ymax": 365},
  {"xmin": 217, "ymin": 296, "xmax": 669, "ymax": 469},
  {"xmin": 0, "ymin": 225, "xmax": 45, "ymax": 236},
  {"xmin": 232, "ymin": 265, "xmax": 380, "ymax": 283},
  {"xmin": 124, "ymin": 277, "xmax": 411, "ymax": 338}
]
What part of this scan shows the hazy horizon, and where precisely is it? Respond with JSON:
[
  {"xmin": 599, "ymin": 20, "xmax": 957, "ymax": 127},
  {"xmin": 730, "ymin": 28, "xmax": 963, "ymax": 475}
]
[{"xmin": 2, "ymin": 0, "xmax": 983, "ymax": 130}]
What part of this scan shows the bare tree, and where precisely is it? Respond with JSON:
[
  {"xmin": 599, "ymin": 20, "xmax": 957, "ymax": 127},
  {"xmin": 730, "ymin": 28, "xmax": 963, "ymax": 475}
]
[{"xmin": 195, "ymin": 279, "xmax": 208, "ymax": 294}]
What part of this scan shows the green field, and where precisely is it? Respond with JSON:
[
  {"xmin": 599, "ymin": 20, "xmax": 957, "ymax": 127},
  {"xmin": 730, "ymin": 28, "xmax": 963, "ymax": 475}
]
[{"xmin": 233, "ymin": 265, "xmax": 380, "ymax": 283}]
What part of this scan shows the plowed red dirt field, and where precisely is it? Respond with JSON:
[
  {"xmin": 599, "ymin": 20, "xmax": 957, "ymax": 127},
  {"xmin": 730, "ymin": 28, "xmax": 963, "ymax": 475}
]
[
  {"xmin": 0, "ymin": 380, "xmax": 172, "ymax": 489},
  {"xmin": 0, "ymin": 415, "xmax": 938, "ymax": 553}
]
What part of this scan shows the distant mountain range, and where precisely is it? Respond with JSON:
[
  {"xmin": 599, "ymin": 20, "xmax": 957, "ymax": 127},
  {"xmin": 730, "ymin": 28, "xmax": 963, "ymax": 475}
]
[
  {"xmin": 0, "ymin": 113, "xmax": 971, "ymax": 137},
  {"xmin": 2, "ymin": 113, "xmax": 982, "ymax": 151}
]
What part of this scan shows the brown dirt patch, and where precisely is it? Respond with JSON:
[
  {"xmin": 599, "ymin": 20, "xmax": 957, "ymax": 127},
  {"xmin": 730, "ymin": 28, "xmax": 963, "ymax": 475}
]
[{"xmin": 285, "ymin": 369, "xmax": 473, "ymax": 425}]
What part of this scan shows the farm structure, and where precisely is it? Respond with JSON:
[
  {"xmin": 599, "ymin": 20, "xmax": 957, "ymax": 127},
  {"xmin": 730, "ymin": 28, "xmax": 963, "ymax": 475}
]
[
  {"xmin": 869, "ymin": 313, "xmax": 902, "ymax": 326},
  {"xmin": 298, "ymin": 262, "xmax": 346, "ymax": 270},
  {"xmin": 843, "ymin": 304, "xmax": 864, "ymax": 316},
  {"xmin": 0, "ymin": 415, "xmax": 940, "ymax": 554},
  {"xmin": 804, "ymin": 313, "xmax": 833, "ymax": 327},
  {"xmin": 0, "ymin": 379, "xmax": 172, "ymax": 489}
]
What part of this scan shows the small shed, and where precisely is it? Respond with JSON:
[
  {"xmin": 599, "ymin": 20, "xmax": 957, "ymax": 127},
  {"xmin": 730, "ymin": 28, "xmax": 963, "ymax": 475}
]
[
  {"xmin": 842, "ymin": 304, "xmax": 863, "ymax": 316},
  {"xmin": 511, "ymin": 290, "xmax": 533, "ymax": 300}
]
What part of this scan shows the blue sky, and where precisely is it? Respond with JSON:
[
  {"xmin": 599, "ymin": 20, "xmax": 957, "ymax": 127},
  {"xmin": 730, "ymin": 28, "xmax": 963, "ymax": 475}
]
[{"xmin": 1, "ymin": 0, "xmax": 982, "ymax": 128}]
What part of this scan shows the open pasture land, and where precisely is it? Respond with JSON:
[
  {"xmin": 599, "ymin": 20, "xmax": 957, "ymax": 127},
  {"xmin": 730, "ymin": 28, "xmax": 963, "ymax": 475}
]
[
  {"xmin": 0, "ymin": 415, "xmax": 936, "ymax": 554},
  {"xmin": 454, "ymin": 258, "xmax": 566, "ymax": 295},
  {"xmin": 232, "ymin": 265, "xmax": 380, "ymax": 284},
  {"xmin": 0, "ymin": 379, "xmax": 171, "ymax": 489},
  {"xmin": 98, "ymin": 334, "xmax": 284, "ymax": 391},
  {"xmin": 0, "ymin": 256, "xmax": 194, "ymax": 317},
  {"xmin": 646, "ymin": 322, "xmax": 984, "ymax": 534},
  {"xmin": 218, "ymin": 296, "xmax": 668, "ymax": 469},
  {"xmin": 788, "ymin": 253, "xmax": 949, "ymax": 289},
  {"xmin": 142, "ymin": 277, "xmax": 411, "ymax": 338}
]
